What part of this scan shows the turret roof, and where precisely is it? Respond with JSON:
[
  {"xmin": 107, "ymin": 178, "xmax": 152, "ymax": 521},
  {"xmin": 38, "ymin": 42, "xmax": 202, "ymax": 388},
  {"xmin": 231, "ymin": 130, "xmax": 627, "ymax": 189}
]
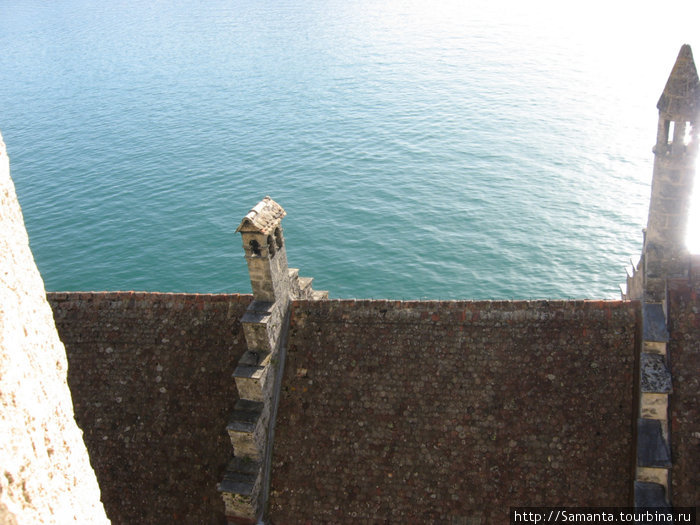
[
  {"xmin": 236, "ymin": 196, "xmax": 286, "ymax": 234},
  {"xmin": 657, "ymin": 44, "xmax": 700, "ymax": 120}
]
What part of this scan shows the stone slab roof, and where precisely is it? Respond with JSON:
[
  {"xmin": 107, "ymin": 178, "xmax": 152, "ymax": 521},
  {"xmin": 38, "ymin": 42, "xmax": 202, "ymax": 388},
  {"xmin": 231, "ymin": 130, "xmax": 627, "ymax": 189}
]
[
  {"xmin": 657, "ymin": 44, "xmax": 700, "ymax": 120},
  {"xmin": 236, "ymin": 196, "xmax": 286, "ymax": 235}
]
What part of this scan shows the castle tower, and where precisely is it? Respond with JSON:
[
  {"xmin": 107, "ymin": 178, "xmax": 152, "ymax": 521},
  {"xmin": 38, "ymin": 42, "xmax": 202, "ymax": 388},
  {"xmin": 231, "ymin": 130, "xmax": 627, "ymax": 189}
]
[
  {"xmin": 631, "ymin": 45, "xmax": 700, "ymax": 509},
  {"xmin": 236, "ymin": 196, "xmax": 291, "ymax": 304},
  {"xmin": 644, "ymin": 44, "xmax": 700, "ymax": 301},
  {"xmin": 219, "ymin": 197, "xmax": 326, "ymax": 524}
]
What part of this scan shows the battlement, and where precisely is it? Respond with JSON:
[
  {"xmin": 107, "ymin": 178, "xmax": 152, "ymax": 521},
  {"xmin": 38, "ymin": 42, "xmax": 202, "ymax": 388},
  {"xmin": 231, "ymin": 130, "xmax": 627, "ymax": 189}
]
[{"xmin": 220, "ymin": 196, "xmax": 327, "ymax": 523}]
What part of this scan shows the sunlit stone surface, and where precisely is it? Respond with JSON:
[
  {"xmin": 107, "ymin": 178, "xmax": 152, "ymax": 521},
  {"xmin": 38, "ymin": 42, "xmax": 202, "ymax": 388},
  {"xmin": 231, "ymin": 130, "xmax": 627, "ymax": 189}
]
[{"xmin": 0, "ymin": 132, "xmax": 109, "ymax": 524}]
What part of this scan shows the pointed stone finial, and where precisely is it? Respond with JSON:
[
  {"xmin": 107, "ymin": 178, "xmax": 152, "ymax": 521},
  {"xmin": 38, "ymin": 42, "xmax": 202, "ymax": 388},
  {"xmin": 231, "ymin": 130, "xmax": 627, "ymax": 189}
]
[{"xmin": 657, "ymin": 44, "xmax": 700, "ymax": 120}]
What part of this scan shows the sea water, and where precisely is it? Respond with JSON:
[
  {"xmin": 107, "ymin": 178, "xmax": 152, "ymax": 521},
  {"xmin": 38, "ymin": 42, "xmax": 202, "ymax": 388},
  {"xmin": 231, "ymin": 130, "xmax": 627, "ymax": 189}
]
[{"xmin": 1, "ymin": 0, "xmax": 698, "ymax": 299}]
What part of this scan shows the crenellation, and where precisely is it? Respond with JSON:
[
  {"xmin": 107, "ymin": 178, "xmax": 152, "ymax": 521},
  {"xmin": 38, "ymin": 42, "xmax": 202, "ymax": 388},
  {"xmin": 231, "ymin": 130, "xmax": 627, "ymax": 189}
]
[
  {"xmin": 220, "ymin": 196, "xmax": 327, "ymax": 523},
  {"xmin": 227, "ymin": 399, "xmax": 269, "ymax": 461}
]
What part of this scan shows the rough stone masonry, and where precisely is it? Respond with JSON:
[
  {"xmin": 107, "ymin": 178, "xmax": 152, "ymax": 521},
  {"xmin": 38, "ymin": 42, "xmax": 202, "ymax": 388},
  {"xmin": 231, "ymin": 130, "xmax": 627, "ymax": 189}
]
[{"xmin": 0, "ymin": 132, "xmax": 109, "ymax": 524}]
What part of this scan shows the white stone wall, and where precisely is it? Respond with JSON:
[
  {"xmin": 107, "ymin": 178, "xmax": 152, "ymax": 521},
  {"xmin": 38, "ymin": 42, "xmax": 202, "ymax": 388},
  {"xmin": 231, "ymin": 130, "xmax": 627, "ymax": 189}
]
[{"xmin": 0, "ymin": 133, "xmax": 110, "ymax": 524}]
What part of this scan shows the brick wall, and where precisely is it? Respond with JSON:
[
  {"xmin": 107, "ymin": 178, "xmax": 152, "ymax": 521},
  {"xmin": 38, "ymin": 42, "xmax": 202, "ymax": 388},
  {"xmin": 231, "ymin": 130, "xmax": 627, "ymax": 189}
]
[
  {"xmin": 667, "ymin": 255, "xmax": 700, "ymax": 505},
  {"xmin": 270, "ymin": 299, "xmax": 639, "ymax": 524},
  {"xmin": 48, "ymin": 292, "xmax": 253, "ymax": 525}
]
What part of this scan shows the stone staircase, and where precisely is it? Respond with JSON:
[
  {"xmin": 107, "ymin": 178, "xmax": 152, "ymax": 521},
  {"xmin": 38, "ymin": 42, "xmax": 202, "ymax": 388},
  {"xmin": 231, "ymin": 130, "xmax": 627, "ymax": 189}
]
[
  {"xmin": 218, "ymin": 199, "xmax": 327, "ymax": 524},
  {"xmin": 634, "ymin": 302, "xmax": 672, "ymax": 508},
  {"xmin": 288, "ymin": 268, "xmax": 329, "ymax": 300}
]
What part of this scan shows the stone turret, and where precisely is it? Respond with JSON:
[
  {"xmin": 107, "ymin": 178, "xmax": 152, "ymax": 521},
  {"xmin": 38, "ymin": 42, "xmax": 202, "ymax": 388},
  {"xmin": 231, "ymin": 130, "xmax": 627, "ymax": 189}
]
[
  {"xmin": 644, "ymin": 44, "xmax": 700, "ymax": 301},
  {"xmin": 236, "ymin": 197, "xmax": 290, "ymax": 304},
  {"xmin": 219, "ymin": 197, "xmax": 327, "ymax": 524},
  {"xmin": 627, "ymin": 45, "xmax": 700, "ymax": 510}
]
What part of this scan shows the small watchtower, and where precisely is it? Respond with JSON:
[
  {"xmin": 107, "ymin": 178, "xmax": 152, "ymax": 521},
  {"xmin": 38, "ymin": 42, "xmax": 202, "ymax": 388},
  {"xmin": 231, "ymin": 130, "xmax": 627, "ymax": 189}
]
[
  {"xmin": 236, "ymin": 196, "xmax": 290, "ymax": 303},
  {"xmin": 627, "ymin": 45, "xmax": 700, "ymax": 510},
  {"xmin": 221, "ymin": 197, "xmax": 326, "ymax": 524},
  {"xmin": 644, "ymin": 44, "xmax": 700, "ymax": 301}
]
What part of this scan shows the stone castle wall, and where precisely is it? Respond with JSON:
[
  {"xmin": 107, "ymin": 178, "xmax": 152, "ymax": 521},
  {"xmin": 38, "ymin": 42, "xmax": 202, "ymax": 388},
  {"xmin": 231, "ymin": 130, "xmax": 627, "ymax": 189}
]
[
  {"xmin": 269, "ymin": 299, "xmax": 639, "ymax": 524},
  {"xmin": 47, "ymin": 292, "xmax": 253, "ymax": 525}
]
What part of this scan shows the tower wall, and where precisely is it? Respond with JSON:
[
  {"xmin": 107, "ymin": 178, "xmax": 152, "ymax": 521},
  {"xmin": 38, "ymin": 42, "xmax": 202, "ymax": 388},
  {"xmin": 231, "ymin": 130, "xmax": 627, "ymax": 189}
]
[
  {"xmin": 644, "ymin": 143, "xmax": 697, "ymax": 301},
  {"xmin": 0, "ymin": 133, "xmax": 109, "ymax": 524},
  {"xmin": 643, "ymin": 44, "xmax": 700, "ymax": 302}
]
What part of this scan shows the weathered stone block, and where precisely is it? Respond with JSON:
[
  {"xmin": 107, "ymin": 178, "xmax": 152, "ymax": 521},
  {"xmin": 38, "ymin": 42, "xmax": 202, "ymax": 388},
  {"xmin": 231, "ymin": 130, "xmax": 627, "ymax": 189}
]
[
  {"xmin": 227, "ymin": 399, "xmax": 269, "ymax": 461},
  {"xmin": 242, "ymin": 303, "xmax": 274, "ymax": 352},
  {"xmin": 233, "ymin": 364, "xmax": 271, "ymax": 402},
  {"xmin": 636, "ymin": 466, "xmax": 669, "ymax": 487},
  {"xmin": 640, "ymin": 393, "xmax": 668, "ymax": 420},
  {"xmin": 643, "ymin": 303, "xmax": 669, "ymax": 342},
  {"xmin": 634, "ymin": 481, "xmax": 670, "ymax": 509},
  {"xmin": 637, "ymin": 418, "xmax": 671, "ymax": 468},
  {"xmin": 219, "ymin": 457, "xmax": 264, "ymax": 520},
  {"xmin": 642, "ymin": 341, "xmax": 666, "ymax": 355},
  {"xmin": 640, "ymin": 353, "xmax": 672, "ymax": 393}
]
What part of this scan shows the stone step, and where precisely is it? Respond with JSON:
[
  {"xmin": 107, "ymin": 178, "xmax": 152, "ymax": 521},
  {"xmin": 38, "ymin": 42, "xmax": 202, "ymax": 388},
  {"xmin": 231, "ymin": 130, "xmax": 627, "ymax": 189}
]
[
  {"xmin": 642, "ymin": 303, "xmax": 669, "ymax": 342},
  {"xmin": 237, "ymin": 350, "xmax": 269, "ymax": 367},
  {"xmin": 226, "ymin": 399, "xmax": 268, "ymax": 461},
  {"xmin": 233, "ymin": 362, "xmax": 273, "ymax": 403},
  {"xmin": 241, "ymin": 301, "xmax": 275, "ymax": 353},
  {"xmin": 640, "ymin": 393, "xmax": 668, "ymax": 420},
  {"xmin": 634, "ymin": 481, "xmax": 670, "ymax": 509},
  {"xmin": 640, "ymin": 353, "xmax": 672, "ymax": 393},
  {"xmin": 288, "ymin": 268, "xmax": 299, "ymax": 280},
  {"xmin": 637, "ymin": 418, "xmax": 671, "ymax": 468},
  {"xmin": 218, "ymin": 457, "xmax": 264, "ymax": 520},
  {"xmin": 298, "ymin": 276, "xmax": 313, "ymax": 291},
  {"xmin": 311, "ymin": 290, "xmax": 329, "ymax": 300}
]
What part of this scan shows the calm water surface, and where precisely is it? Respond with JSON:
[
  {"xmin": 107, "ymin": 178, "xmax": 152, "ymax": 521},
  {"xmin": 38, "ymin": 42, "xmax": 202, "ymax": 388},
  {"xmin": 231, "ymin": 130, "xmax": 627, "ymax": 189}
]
[{"xmin": 1, "ymin": 0, "xmax": 698, "ymax": 299}]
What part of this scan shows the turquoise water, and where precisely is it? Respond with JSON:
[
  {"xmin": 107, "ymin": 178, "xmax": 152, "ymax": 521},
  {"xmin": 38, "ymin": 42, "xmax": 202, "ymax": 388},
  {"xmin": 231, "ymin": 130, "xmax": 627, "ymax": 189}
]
[{"xmin": 1, "ymin": 0, "xmax": 699, "ymax": 299}]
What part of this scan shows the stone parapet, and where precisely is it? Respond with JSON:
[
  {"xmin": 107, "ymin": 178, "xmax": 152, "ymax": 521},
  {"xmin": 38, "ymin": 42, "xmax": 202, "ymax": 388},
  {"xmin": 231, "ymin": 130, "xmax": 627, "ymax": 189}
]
[
  {"xmin": 634, "ymin": 304, "xmax": 673, "ymax": 505},
  {"xmin": 220, "ymin": 198, "xmax": 327, "ymax": 523}
]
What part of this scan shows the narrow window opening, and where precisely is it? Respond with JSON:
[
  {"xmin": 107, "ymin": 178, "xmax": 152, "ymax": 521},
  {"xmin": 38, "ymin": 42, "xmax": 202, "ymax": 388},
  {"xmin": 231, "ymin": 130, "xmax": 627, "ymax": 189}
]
[
  {"xmin": 274, "ymin": 227, "xmax": 283, "ymax": 249},
  {"xmin": 667, "ymin": 121, "xmax": 674, "ymax": 145},
  {"xmin": 249, "ymin": 239, "xmax": 261, "ymax": 256},
  {"xmin": 267, "ymin": 235, "xmax": 276, "ymax": 257},
  {"xmin": 683, "ymin": 121, "xmax": 692, "ymax": 145}
]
